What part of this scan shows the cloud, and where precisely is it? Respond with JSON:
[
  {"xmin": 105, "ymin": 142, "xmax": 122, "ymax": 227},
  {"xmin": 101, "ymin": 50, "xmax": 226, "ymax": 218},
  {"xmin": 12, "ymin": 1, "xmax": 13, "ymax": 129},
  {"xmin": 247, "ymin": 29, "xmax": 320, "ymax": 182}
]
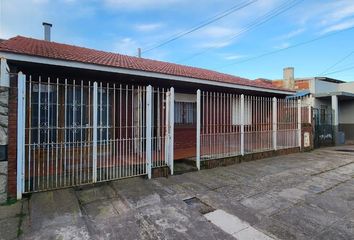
[
  {"xmin": 135, "ymin": 23, "xmax": 163, "ymax": 32},
  {"xmin": 277, "ymin": 28, "xmax": 305, "ymax": 40},
  {"xmin": 274, "ymin": 42, "xmax": 290, "ymax": 49},
  {"xmin": 224, "ymin": 54, "xmax": 246, "ymax": 60},
  {"xmin": 113, "ymin": 37, "xmax": 140, "ymax": 56},
  {"xmin": 321, "ymin": 18, "xmax": 354, "ymax": 35},
  {"xmin": 321, "ymin": 1, "xmax": 354, "ymax": 26},
  {"xmin": 199, "ymin": 40, "xmax": 233, "ymax": 49},
  {"xmin": 103, "ymin": 0, "xmax": 180, "ymax": 10},
  {"xmin": 198, "ymin": 26, "xmax": 236, "ymax": 39}
]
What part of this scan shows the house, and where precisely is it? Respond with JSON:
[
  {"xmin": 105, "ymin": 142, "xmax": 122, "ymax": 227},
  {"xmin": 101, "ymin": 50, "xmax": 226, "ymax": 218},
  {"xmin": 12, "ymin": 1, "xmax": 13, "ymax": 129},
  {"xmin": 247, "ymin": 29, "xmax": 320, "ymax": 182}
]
[
  {"xmin": 269, "ymin": 67, "xmax": 354, "ymax": 146},
  {"xmin": 0, "ymin": 25, "xmax": 307, "ymax": 201}
]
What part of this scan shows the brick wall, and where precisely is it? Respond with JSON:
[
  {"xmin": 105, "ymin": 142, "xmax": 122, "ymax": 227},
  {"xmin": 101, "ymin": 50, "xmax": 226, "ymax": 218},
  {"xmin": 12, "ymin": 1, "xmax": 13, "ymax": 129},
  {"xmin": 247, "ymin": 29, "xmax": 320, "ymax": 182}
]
[
  {"xmin": 301, "ymin": 123, "xmax": 314, "ymax": 151},
  {"xmin": 7, "ymin": 76, "xmax": 17, "ymax": 198},
  {"xmin": 174, "ymin": 127, "xmax": 196, "ymax": 160}
]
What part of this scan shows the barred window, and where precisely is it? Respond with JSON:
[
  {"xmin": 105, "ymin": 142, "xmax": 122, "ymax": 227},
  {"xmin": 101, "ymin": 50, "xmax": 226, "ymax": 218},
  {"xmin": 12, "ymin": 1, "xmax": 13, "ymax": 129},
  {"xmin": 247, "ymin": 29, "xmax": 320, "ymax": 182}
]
[{"xmin": 175, "ymin": 102, "xmax": 196, "ymax": 125}]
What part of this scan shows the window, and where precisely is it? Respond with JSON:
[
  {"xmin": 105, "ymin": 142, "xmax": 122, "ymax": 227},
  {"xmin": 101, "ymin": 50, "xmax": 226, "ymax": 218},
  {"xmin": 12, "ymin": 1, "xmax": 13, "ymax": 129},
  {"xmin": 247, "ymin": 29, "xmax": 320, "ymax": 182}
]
[
  {"xmin": 31, "ymin": 84, "xmax": 57, "ymax": 144},
  {"xmin": 232, "ymin": 98, "xmax": 252, "ymax": 125},
  {"xmin": 30, "ymin": 82, "xmax": 113, "ymax": 145},
  {"xmin": 65, "ymin": 87, "xmax": 89, "ymax": 142},
  {"xmin": 175, "ymin": 102, "xmax": 196, "ymax": 124},
  {"xmin": 97, "ymin": 88, "xmax": 111, "ymax": 140}
]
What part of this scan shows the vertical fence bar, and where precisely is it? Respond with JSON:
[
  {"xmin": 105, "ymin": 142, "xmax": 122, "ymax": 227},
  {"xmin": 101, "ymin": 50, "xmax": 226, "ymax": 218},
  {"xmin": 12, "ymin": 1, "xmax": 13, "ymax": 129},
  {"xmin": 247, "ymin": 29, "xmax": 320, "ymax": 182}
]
[
  {"xmin": 240, "ymin": 94, "xmax": 245, "ymax": 156},
  {"xmin": 169, "ymin": 87, "xmax": 174, "ymax": 175},
  {"xmin": 298, "ymin": 99, "xmax": 302, "ymax": 149},
  {"xmin": 308, "ymin": 105, "xmax": 312, "ymax": 124},
  {"xmin": 17, "ymin": 72, "xmax": 26, "ymax": 199},
  {"xmin": 92, "ymin": 82, "xmax": 98, "ymax": 183},
  {"xmin": 196, "ymin": 89, "xmax": 201, "ymax": 170},
  {"xmin": 146, "ymin": 85, "xmax": 152, "ymax": 179},
  {"xmin": 272, "ymin": 97, "xmax": 277, "ymax": 150}
]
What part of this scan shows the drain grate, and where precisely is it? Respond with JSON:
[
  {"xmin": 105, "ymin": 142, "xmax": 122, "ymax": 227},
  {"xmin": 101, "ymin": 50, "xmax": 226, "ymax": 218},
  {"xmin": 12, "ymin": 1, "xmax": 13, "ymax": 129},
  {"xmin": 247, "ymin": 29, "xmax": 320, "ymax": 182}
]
[
  {"xmin": 335, "ymin": 149, "xmax": 354, "ymax": 153},
  {"xmin": 183, "ymin": 197, "xmax": 215, "ymax": 214}
]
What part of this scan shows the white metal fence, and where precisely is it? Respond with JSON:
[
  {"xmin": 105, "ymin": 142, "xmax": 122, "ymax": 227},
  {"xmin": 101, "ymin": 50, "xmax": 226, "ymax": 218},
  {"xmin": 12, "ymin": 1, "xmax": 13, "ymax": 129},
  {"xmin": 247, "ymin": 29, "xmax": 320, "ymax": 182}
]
[
  {"xmin": 16, "ymin": 72, "xmax": 304, "ymax": 197},
  {"xmin": 17, "ymin": 73, "xmax": 172, "ymax": 194},
  {"xmin": 196, "ymin": 91, "xmax": 302, "ymax": 165}
]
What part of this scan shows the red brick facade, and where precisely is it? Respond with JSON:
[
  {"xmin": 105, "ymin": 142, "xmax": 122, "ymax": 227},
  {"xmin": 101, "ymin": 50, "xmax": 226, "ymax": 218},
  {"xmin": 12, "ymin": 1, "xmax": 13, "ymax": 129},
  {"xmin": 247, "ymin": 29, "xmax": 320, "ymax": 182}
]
[{"xmin": 7, "ymin": 76, "xmax": 18, "ymax": 198}]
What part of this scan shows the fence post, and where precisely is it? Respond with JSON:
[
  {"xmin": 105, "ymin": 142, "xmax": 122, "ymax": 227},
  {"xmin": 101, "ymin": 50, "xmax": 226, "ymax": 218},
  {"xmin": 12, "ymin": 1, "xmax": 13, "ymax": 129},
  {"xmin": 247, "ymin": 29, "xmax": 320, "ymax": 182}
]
[
  {"xmin": 17, "ymin": 72, "xmax": 26, "ymax": 199},
  {"xmin": 298, "ymin": 99, "xmax": 302, "ymax": 149},
  {"xmin": 146, "ymin": 85, "xmax": 152, "ymax": 179},
  {"xmin": 92, "ymin": 82, "xmax": 98, "ymax": 183},
  {"xmin": 240, "ymin": 94, "xmax": 245, "ymax": 156},
  {"xmin": 169, "ymin": 87, "xmax": 174, "ymax": 175},
  {"xmin": 272, "ymin": 97, "xmax": 277, "ymax": 150},
  {"xmin": 308, "ymin": 106, "xmax": 312, "ymax": 124},
  {"xmin": 196, "ymin": 89, "xmax": 201, "ymax": 170}
]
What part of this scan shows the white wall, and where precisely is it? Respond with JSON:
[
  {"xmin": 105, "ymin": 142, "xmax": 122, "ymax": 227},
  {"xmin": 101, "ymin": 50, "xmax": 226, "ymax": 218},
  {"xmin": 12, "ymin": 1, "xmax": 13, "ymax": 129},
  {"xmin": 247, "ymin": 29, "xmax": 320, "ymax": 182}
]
[
  {"xmin": 338, "ymin": 82, "xmax": 354, "ymax": 93},
  {"xmin": 311, "ymin": 79, "xmax": 339, "ymax": 94}
]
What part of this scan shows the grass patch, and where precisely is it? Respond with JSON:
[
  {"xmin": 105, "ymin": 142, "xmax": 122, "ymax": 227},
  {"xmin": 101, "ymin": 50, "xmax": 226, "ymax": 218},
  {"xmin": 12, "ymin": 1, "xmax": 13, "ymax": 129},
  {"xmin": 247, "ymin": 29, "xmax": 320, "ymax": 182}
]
[{"xmin": 0, "ymin": 197, "xmax": 17, "ymax": 206}]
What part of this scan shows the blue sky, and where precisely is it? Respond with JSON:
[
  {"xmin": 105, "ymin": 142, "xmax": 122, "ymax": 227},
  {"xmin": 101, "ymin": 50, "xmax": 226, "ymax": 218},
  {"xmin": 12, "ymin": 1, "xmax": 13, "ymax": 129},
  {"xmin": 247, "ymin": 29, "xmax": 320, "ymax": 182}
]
[{"xmin": 1, "ymin": 0, "xmax": 354, "ymax": 81}]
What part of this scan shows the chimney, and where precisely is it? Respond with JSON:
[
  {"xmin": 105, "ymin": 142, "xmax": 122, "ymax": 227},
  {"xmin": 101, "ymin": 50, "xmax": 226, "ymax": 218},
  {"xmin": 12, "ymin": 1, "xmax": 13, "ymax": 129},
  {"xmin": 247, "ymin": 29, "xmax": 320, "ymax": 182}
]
[
  {"xmin": 42, "ymin": 22, "xmax": 52, "ymax": 41},
  {"xmin": 137, "ymin": 48, "xmax": 142, "ymax": 58},
  {"xmin": 283, "ymin": 67, "xmax": 295, "ymax": 89}
]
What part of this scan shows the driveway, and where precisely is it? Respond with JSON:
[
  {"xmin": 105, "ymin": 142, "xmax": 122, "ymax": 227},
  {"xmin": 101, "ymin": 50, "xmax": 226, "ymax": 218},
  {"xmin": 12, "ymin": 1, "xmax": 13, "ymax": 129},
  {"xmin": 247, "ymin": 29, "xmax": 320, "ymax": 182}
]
[{"xmin": 1, "ymin": 146, "xmax": 354, "ymax": 240}]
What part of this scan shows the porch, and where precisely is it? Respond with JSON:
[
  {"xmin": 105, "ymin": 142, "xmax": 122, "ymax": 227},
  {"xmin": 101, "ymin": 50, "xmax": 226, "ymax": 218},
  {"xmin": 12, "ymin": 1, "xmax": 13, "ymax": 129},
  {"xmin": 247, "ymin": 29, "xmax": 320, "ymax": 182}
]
[{"xmin": 6, "ymin": 62, "xmax": 306, "ymax": 198}]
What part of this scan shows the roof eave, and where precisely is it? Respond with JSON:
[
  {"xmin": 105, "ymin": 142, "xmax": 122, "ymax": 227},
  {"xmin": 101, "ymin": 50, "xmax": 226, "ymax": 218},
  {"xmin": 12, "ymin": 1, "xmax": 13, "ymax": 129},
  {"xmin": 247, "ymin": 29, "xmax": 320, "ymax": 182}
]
[{"xmin": 0, "ymin": 51, "xmax": 295, "ymax": 95}]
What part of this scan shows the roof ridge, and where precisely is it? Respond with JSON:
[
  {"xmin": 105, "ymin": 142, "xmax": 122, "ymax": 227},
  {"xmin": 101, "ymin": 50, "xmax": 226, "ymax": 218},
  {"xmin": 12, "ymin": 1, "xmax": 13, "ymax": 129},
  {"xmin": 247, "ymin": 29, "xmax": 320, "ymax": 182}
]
[
  {"xmin": 0, "ymin": 35, "xmax": 292, "ymax": 92},
  {"xmin": 3, "ymin": 35, "xmax": 249, "ymax": 80}
]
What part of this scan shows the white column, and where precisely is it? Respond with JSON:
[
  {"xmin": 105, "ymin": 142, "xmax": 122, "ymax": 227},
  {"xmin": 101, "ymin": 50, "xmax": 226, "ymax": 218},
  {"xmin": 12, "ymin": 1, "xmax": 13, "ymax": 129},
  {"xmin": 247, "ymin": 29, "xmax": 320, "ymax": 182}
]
[
  {"xmin": 169, "ymin": 87, "xmax": 174, "ymax": 175},
  {"xmin": 308, "ymin": 95, "xmax": 313, "ymax": 124},
  {"xmin": 92, "ymin": 82, "xmax": 98, "ymax": 183},
  {"xmin": 146, "ymin": 85, "xmax": 152, "ymax": 179},
  {"xmin": 331, "ymin": 95, "xmax": 339, "ymax": 126},
  {"xmin": 196, "ymin": 89, "xmax": 201, "ymax": 170},
  {"xmin": 272, "ymin": 97, "xmax": 277, "ymax": 150},
  {"xmin": 17, "ymin": 72, "xmax": 26, "ymax": 199},
  {"xmin": 331, "ymin": 95, "xmax": 339, "ymax": 145},
  {"xmin": 240, "ymin": 94, "xmax": 245, "ymax": 156},
  {"xmin": 298, "ymin": 99, "xmax": 302, "ymax": 149}
]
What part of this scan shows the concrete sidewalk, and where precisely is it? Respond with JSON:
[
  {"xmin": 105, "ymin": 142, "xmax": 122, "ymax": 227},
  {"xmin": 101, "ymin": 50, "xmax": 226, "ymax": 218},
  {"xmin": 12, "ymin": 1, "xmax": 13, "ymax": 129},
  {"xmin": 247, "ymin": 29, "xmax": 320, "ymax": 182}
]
[{"xmin": 1, "ymin": 146, "xmax": 354, "ymax": 239}]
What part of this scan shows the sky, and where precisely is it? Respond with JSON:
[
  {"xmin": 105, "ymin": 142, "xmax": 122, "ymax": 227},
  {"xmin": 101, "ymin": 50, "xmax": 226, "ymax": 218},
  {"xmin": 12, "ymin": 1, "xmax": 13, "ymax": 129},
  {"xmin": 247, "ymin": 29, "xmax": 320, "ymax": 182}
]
[{"xmin": 1, "ymin": 0, "xmax": 354, "ymax": 81}]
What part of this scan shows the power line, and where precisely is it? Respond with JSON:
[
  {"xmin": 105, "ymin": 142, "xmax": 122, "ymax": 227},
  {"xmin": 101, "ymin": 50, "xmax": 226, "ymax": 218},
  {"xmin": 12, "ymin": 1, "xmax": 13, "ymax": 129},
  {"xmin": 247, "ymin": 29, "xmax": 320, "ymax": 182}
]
[
  {"xmin": 177, "ymin": 0, "xmax": 303, "ymax": 63},
  {"xmin": 142, "ymin": 0, "xmax": 257, "ymax": 54},
  {"xmin": 217, "ymin": 25, "xmax": 354, "ymax": 70},
  {"xmin": 317, "ymin": 50, "xmax": 354, "ymax": 76},
  {"xmin": 321, "ymin": 64, "xmax": 354, "ymax": 76}
]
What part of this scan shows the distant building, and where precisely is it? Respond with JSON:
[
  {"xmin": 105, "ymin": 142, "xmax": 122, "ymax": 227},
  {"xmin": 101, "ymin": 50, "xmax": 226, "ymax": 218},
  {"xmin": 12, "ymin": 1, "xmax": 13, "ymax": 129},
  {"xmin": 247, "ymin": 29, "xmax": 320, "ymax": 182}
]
[{"xmin": 267, "ymin": 68, "xmax": 354, "ymax": 145}]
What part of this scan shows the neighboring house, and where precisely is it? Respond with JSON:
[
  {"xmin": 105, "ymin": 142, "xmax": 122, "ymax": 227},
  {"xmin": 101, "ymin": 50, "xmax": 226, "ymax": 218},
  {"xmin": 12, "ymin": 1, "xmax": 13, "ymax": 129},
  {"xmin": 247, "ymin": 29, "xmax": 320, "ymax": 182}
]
[
  {"xmin": 0, "ymin": 25, "xmax": 305, "ymax": 201},
  {"xmin": 268, "ymin": 67, "xmax": 354, "ymax": 146}
]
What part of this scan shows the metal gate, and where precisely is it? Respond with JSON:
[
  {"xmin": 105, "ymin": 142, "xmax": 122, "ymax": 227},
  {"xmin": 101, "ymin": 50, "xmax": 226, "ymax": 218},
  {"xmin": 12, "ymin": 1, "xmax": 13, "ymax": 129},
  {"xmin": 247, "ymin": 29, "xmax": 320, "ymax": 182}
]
[
  {"xmin": 17, "ymin": 73, "xmax": 173, "ymax": 195},
  {"xmin": 313, "ymin": 108, "xmax": 334, "ymax": 148}
]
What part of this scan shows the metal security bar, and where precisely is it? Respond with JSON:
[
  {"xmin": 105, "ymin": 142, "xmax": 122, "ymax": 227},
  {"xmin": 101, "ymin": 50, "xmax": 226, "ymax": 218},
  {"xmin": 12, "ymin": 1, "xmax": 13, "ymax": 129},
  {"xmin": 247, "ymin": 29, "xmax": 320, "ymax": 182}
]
[
  {"xmin": 96, "ymin": 83, "xmax": 148, "ymax": 182},
  {"xmin": 198, "ymin": 90, "xmax": 301, "ymax": 161},
  {"xmin": 20, "ymin": 73, "xmax": 176, "ymax": 193},
  {"xmin": 276, "ymin": 98, "xmax": 299, "ymax": 149},
  {"xmin": 24, "ymin": 76, "xmax": 95, "ymax": 192},
  {"xmin": 200, "ymin": 92, "xmax": 242, "ymax": 160},
  {"xmin": 244, "ymin": 96, "xmax": 273, "ymax": 154},
  {"xmin": 151, "ymin": 87, "xmax": 169, "ymax": 168}
]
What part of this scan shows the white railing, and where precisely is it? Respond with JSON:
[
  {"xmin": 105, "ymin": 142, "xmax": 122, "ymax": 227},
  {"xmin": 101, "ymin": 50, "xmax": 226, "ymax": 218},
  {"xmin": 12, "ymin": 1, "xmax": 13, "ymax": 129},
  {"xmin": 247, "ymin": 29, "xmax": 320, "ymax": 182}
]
[
  {"xmin": 18, "ymin": 73, "xmax": 172, "ymax": 195},
  {"xmin": 197, "ymin": 90, "xmax": 301, "ymax": 163}
]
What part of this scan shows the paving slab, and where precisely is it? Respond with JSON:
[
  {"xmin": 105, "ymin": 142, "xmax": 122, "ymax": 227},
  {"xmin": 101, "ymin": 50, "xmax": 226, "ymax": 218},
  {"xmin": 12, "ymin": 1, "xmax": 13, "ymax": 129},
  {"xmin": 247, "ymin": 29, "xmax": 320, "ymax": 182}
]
[
  {"xmin": 271, "ymin": 202, "xmax": 341, "ymax": 237},
  {"xmin": 0, "ymin": 201, "xmax": 22, "ymax": 220},
  {"xmin": 0, "ymin": 217, "xmax": 20, "ymax": 240},
  {"xmin": 1, "ymin": 146, "xmax": 353, "ymax": 239},
  {"xmin": 21, "ymin": 188, "xmax": 91, "ymax": 239}
]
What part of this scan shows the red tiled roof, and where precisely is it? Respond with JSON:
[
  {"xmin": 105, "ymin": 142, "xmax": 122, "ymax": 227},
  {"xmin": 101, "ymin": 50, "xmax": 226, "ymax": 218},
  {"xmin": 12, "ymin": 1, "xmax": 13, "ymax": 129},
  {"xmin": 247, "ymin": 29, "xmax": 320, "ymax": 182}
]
[{"xmin": 0, "ymin": 36, "xmax": 289, "ymax": 92}]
